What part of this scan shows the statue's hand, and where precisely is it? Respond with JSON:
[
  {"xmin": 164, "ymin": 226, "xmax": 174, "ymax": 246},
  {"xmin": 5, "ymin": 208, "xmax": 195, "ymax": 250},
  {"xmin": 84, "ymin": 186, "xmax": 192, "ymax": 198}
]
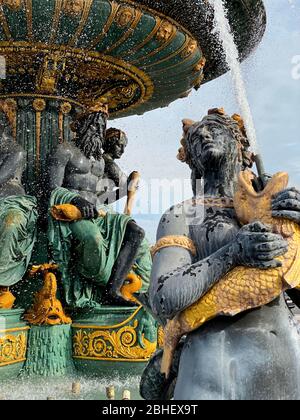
[
  {"xmin": 234, "ymin": 221, "xmax": 288, "ymax": 269},
  {"xmin": 272, "ymin": 187, "xmax": 300, "ymax": 224},
  {"xmin": 71, "ymin": 196, "xmax": 98, "ymax": 220}
]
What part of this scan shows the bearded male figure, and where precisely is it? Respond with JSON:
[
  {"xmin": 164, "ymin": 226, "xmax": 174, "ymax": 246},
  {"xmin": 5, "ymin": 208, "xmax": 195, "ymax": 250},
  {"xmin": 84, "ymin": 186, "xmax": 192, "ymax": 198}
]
[
  {"xmin": 47, "ymin": 107, "xmax": 151, "ymax": 309},
  {"xmin": 141, "ymin": 109, "xmax": 300, "ymax": 400}
]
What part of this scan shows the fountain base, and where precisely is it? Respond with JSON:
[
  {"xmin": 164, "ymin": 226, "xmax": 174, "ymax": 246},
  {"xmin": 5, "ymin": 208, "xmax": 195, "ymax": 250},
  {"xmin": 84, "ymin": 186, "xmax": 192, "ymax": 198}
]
[
  {"xmin": 0, "ymin": 309, "xmax": 29, "ymax": 380},
  {"xmin": 22, "ymin": 325, "xmax": 75, "ymax": 377},
  {"xmin": 72, "ymin": 306, "xmax": 158, "ymax": 377}
]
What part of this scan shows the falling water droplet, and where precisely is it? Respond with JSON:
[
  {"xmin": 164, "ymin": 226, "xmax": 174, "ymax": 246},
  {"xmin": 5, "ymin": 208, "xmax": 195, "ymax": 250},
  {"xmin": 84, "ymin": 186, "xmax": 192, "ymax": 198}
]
[{"xmin": 207, "ymin": 0, "xmax": 259, "ymax": 154}]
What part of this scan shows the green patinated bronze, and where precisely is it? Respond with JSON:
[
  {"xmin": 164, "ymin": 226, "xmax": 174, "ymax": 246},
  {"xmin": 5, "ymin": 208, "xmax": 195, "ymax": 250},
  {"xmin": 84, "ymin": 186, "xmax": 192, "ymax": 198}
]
[
  {"xmin": 72, "ymin": 306, "xmax": 158, "ymax": 377},
  {"xmin": 22, "ymin": 325, "xmax": 75, "ymax": 377},
  {"xmin": 0, "ymin": 195, "xmax": 37, "ymax": 286},
  {"xmin": 48, "ymin": 187, "xmax": 152, "ymax": 309},
  {"xmin": 0, "ymin": 0, "xmax": 266, "ymax": 379},
  {"xmin": 0, "ymin": 309, "xmax": 29, "ymax": 380}
]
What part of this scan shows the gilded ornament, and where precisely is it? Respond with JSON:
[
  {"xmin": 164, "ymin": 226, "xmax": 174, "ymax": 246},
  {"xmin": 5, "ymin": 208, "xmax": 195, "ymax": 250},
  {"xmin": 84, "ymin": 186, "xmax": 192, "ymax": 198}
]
[
  {"xmin": 0, "ymin": 98, "xmax": 17, "ymax": 138},
  {"xmin": 60, "ymin": 102, "xmax": 72, "ymax": 115},
  {"xmin": 156, "ymin": 21, "xmax": 174, "ymax": 43},
  {"xmin": 73, "ymin": 318, "xmax": 157, "ymax": 362},
  {"xmin": 63, "ymin": 0, "xmax": 84, "ymax": 17},
  {"xmin": 32, "ymin": 98, "xmax": 46, "ymax": 112},
  {"xmin": 0, "ymin": 43, "xmax": 154, "ymax": 116},
  {"xmin": 0, "ymin": 332, "xmax": 27, "ymax": 366},
  {"xmin": 36, "ymin": 54, "xmax": 66, "ymax": 94},
  {"xmin": 193, "ymin": 57, "xmax": 206, "ymax": 73},
  {"xmin": 151, "ymin": 235, "xmax": 197, "ymax": 258},
  {"xmin": 182, "ymin": 39, "xmax": 198, "ymax": 58},
  {"xmin": 25, "ymin": 264, "xmax": 72, "ymax": 326},
  {"xmin": 0, "ymin": 287, "xmax": 15, "ymax": 309},
  {"xmin": 0, "ymin": 0, "xmax": 22, "ymax": 11},
  {"xmin": 161, "ymin": 171, "xmax": 300, "ymax": 377},
  {"xmin": 120, "ymin": 272, "xmax": 143, "ymax": 303},
  {"xmin": 116, "ymin": 6, "xmax": 134, "ymax": 27}
]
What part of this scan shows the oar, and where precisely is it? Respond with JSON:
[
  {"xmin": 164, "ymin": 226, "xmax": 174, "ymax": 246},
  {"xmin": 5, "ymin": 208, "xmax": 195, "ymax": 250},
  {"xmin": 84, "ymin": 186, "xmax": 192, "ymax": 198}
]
[{"xmin": 124, "ymin": 171, "xmax": 140, "ymax": 216}]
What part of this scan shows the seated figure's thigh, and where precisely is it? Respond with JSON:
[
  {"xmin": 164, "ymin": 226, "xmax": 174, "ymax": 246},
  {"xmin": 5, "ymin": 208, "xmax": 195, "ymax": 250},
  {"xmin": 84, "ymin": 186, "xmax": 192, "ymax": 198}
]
[{"xmin": 68, "ymin": 220, "xmax": 106, "ymax": 279}]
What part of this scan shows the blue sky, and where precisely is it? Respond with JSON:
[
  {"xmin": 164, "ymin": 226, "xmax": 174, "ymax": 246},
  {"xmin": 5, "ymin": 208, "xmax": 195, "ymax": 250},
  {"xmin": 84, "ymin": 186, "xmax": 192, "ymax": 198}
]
[{"xmin": 110, "ymin": 0, "xmax": 300, "ymax": 242}]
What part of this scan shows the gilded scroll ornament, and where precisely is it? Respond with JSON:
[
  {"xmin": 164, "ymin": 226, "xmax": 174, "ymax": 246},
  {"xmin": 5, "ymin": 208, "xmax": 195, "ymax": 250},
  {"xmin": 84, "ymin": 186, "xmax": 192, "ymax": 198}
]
[
  {"xmin": 151, "ymin": 235, "xmax": 197, "ymax": 258},
  {"xmin": 116, "ymin": 6, "xmax": 135, "ymax": 27},
  {"xmin": 0, "ymin": 332, "xmax": 27, "ymax": 366},
  {"xmin": 63, "ymin": 0, "xmax": 85, "ymax": 17},
  {"xmin": 73, "ymin": 319, "xmax": 156, "ymax": 361}
]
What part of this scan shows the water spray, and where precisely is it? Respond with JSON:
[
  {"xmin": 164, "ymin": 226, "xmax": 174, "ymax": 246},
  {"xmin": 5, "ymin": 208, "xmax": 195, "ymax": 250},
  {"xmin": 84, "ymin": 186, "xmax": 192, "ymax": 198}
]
[{"xmin": 207, "ymin": 0, "xmax": 269, "ymax": 188}]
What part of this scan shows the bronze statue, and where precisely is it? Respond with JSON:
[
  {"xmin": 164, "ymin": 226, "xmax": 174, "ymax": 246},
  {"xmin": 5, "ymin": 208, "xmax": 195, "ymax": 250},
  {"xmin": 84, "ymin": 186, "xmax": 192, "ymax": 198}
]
[
  {"xmin": 47, "ymin": 107, "xmax": 152, "ymax": 310},
  {"xmin": 103, "ymin": 128, "xmax": 129, "ymax": 193},
  {"xmin": 141, "ymin": 109, "xmax": 300, "ymax": 400},
  {"xmin": 0, "ymin": 115, "xmax": 38, "ymax": 308}
]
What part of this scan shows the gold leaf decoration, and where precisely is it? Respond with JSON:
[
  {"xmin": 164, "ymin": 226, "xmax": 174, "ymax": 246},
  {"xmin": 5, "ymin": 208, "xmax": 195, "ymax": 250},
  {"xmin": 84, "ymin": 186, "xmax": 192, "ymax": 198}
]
[
  {"xmin": 73, "ymin": 319, "xmax": 157, "ymax": 361},
  {"xmin": 0, "ymin": 333, "xmax": 27, "ymax": 366}
]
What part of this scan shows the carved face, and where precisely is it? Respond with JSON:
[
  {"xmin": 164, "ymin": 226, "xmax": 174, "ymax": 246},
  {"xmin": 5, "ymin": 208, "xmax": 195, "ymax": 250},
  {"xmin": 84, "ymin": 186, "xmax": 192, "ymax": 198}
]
[
  {"xmin": 187, "ymin": 120, "xmax": 238, "ymax": 173},
  {"xmin": 117, "ymin": 7, "xmax": 134, "ymax": 27},
  {"xmin": 183, "ymin": 40, "xmax": 198, "ymax": 57},
  {"xmin": 156, "ymin": 22, "xmax": 173, "ymax": 42},
  {"xmin": 64, "ymin": 0, "xmax": 84, "ymax": 16},
  {"xmin": 106, "ymin": 132, "xmax": 128, "ymax": 159}
]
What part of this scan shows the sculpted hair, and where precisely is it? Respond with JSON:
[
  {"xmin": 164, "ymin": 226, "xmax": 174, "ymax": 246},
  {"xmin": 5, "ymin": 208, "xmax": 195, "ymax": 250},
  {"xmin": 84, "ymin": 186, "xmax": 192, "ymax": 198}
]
[
  {"xmin": 104, "ymin": 128, "xmax": 128, "ymax": 154},
  {"xmin": 73, "ymin": 112, "xmax": 107, "ymax": 160},
  {"xmin": 183, "ymin": 109, "xmax": 254, "ymax": 178}
]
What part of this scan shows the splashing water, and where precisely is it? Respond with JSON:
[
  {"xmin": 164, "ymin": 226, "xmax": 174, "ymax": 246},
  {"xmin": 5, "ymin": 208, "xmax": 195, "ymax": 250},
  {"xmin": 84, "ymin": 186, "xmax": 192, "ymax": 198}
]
[
  {"xmin": 207, "ymin": 0, "xmax": 258, "ymax": 154},
  {"xmin": 0, "ymin": 375, "xmax": 142, "ymax": 400}
]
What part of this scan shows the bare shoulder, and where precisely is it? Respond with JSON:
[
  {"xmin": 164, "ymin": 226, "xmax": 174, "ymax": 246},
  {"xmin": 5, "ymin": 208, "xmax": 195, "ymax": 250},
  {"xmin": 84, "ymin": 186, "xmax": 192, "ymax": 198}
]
[
  {"xmin": 157, "ymin": 199, "xmax": 195, "ymax": 240},
  {"xmin": 52, "ymin": 141, "xmax": 75, "ymax": 160}
]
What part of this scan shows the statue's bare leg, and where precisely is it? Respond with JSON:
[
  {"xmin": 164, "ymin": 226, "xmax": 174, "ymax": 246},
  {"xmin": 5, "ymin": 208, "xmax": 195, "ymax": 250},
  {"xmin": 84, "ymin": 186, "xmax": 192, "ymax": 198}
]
[{"xmin": 107, "ymin": 220, "xmax": 145, "ymax": 299}]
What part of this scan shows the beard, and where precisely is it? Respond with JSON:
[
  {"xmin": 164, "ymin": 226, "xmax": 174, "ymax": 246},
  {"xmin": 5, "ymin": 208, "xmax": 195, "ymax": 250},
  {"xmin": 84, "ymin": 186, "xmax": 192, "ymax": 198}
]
[{"xmin": 76, "ymin": 129, "xmax": 103, "ymax": 160}]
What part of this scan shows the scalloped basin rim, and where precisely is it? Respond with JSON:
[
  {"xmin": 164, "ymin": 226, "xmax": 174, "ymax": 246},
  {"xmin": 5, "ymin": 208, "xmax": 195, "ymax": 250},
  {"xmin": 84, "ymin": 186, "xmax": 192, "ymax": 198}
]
[{"xmin": 134, "ymin": 0, "xmax": 267, "ymax": 82}]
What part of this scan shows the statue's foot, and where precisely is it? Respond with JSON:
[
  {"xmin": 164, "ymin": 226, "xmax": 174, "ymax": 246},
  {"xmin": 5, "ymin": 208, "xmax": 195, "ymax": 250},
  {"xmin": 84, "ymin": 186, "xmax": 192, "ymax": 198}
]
[{"xmin": 0, "ymin": 288, "xmax": 16, "ymax": 309}]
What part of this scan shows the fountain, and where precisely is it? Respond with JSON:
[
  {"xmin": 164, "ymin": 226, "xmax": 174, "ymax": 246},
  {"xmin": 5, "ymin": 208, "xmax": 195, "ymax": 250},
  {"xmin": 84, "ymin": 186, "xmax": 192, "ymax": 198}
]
[{"xmin": 0, "ymin": 0, "xmax": 267, "ymax": 395}]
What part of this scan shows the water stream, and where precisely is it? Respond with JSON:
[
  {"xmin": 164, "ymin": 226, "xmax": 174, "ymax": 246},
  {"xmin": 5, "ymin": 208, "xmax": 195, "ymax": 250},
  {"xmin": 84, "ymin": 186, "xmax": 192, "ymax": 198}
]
[{"xmin": 207, "ymin": 0, "xmax": 258, "ymax": 154}]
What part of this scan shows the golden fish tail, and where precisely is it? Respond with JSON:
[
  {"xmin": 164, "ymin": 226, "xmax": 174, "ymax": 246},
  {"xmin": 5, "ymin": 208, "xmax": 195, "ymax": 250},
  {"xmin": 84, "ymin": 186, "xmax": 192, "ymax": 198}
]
[
  {"xmin": 161, "ymin": 300, "xmax": 217, "ymax": 378},
  {"xmin": 161, "ymin": 316, "xmax": 183, "ymax": 378}
]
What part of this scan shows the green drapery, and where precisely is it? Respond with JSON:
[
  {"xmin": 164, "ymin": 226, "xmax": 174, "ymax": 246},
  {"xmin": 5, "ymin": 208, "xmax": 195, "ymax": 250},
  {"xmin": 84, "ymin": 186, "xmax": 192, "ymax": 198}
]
[
  {"xmin": 0, "ymin": 195, "xmax": 38, "ymax": 287},
  {"xmin": 48, "ymin": 188, "xmax": 152, "ymax": 309}
]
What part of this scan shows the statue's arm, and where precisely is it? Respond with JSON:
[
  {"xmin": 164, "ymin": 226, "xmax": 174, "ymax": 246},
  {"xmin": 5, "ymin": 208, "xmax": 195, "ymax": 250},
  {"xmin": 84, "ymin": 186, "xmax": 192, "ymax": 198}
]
[
  {"xmin": 149, "ymin": 208, "xmax": 239, "ymax": 321},
  {"xmin": 48, "ymin": 144, "xmax": 72, "ymax": 190},
  {"xmin": 104, "ymin": 157, "xmax": 128, "ymax": 189},
  {"xmin": 150, "ymin": 207, "xmax": 288, "ymax": 321},
  {"xmin": 0, "ymin": 147, "xmax": 25, "ymax": 186}
]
